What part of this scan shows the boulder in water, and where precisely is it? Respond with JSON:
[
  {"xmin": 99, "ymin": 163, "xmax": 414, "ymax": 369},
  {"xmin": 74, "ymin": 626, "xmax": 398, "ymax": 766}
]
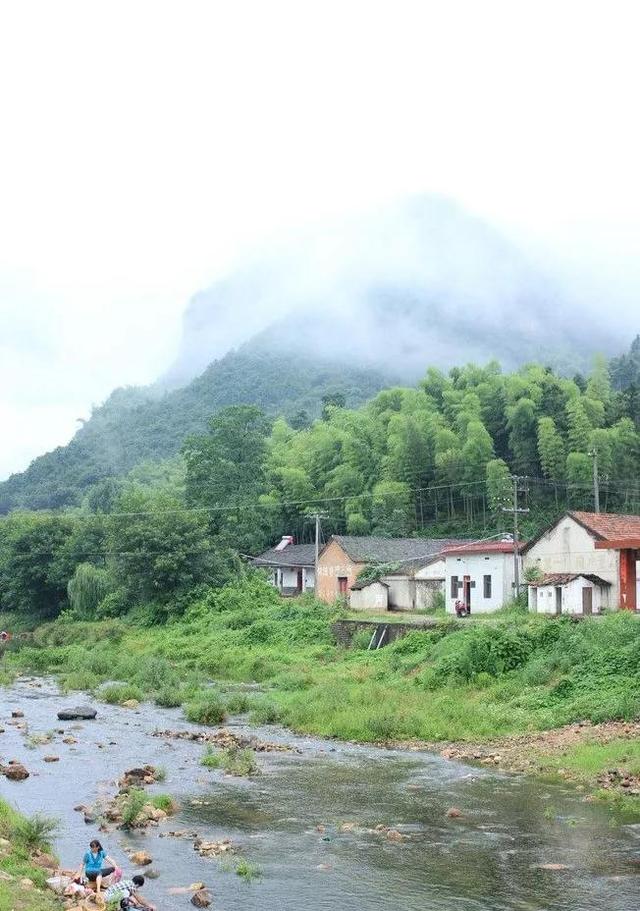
[
  {"xmin": 1, "ymin": 761, "xmax": 29, "ymax": 781},
  {"xmin": 57, "ymin": 706, "xmax": 97, "ymax": 721},
  {"xmin": 191, "ymin": 889, "xmax": 212, "ymax": 908}
]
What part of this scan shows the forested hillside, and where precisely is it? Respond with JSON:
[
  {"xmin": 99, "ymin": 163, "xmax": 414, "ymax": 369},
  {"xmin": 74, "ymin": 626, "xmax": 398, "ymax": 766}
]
[
  {"xmin": 2, "ymin": 344, "xmax": 640, "ymax": 624},
  {"xmin": 0, "ymin": 344, "xmax": 394, "ymax": 513}
]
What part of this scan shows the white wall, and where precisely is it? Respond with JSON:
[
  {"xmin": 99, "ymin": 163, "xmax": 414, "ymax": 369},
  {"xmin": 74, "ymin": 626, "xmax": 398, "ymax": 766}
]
[
  {"xmin": 302, "ymin": 567, "xmax": 315, "ymax": 590},
  {"xmin": 349, "ymin": 582, "xmax": 389, "ymax": 612},
  {"xmin": 384, "ymin": 576, "xmax": 413, "ymax": 609},
  {"xmin": 415, "ymin": 557, "xmax": 445, "ymax": 580},
  {"xmin": 524, "ymin": 517, "xmax": 619, "ymax": 603},
  {"xmin": 445, "ymin": 553, "xmax": 517, "ymax": 614},
  {"xmin": 531, "ymin": 578, "xmax": 609, "ymax": 615}
]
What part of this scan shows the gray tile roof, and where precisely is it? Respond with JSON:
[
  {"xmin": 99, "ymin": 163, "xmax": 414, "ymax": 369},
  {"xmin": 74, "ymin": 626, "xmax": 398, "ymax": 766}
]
[
  {"xmin": 252, "ymin": 543, "xmax": 316, "ymax": 568},
  {"xmin": 330, "ymin": 536, "xmax": 471, "ymax": 565}
]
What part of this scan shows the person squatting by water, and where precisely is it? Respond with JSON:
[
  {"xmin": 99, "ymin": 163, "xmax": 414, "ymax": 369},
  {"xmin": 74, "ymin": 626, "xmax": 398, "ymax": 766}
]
[
  {"xmin": 105, "ymin": 875, "xmax": 156, "ymax": 911},
  {"xmin": 76, "ymin": 839, "xmax": 118, "ymax": 895}
]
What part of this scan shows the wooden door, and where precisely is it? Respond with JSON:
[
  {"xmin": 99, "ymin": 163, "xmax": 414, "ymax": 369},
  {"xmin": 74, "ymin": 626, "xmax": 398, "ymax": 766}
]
[{"xmin": 582, "ymin": 587, "xmax": 593, "ymax": 615}]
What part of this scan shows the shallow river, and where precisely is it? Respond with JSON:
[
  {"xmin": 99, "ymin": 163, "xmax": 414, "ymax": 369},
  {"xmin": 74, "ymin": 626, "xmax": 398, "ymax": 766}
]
[{"xmin": 1, "ymin": 679, "xmax": 639, "ymax": 910}]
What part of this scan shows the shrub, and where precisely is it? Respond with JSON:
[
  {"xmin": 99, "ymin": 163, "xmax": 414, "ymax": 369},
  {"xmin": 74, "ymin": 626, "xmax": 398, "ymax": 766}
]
[
  {"xmin": 185, "ymin": 692, "xmax": 227, "ymax": 725},
  {"xmin": 235, "ymin": 859, "xmax": 262, "ymax": 881},
  {"xmin": 13, "ymin": 813, "xmax": 58, "ymax": 850},
  {"xmin": 201, "ymin": 746, "xmax": 224, "ymax": 769},
  {"xmin": 100, "ymin": 683, "xmax": 144, "ymax": 705},
  {"xmin": 225, "ymin": 692, "xmax": 251, "ymax": 714},
  {"xmin": 155, "ymin": 687, "xmax": 185, "ymax": 708},
  {"xmin": 150, "ymin": 794, "xmax": 178, "ymax": 814},
  {"xmin": 248, "ymin": 698, "xmax": 283, "ymax": 725},
  {"xmin": 121, "ymin": 788, "xmax": 146, "ymax": 828}
]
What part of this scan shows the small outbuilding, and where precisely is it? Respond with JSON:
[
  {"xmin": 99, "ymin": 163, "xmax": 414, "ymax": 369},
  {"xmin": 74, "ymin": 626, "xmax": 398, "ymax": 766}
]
[
  {"xmin": 349, "ymin": 579, "xmax": 389, "ymax": 612},
  {"xmin": 528, "ymin": 572, "xmax": 611, "ymax": 615}
]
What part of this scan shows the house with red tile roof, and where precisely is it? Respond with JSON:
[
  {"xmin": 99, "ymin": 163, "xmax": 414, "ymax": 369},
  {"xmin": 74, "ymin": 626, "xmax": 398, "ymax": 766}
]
[
  {"xmin": 440, "ymin": 538, "xmax": 526, "ymax": 614},
  {"xmin": 522, "ymin": 511, "xmax": 640, "ymax": 612}
]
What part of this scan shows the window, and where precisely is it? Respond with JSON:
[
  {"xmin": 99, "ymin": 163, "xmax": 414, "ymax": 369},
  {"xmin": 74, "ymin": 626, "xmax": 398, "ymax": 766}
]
[
  {"xmin": 338, "ymin": 577, "xmax": 348, "ymax": 594},
  {"xmin": 483, "ymin": 575, "xmax": 492, "ymax": 598},
  {"xmin": 450, "ymin": 575, "xmax": 459, "ymax": 598}
]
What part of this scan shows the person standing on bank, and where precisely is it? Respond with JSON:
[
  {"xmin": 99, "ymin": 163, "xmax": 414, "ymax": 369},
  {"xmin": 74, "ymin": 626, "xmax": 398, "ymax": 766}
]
[{"xmin": 77, "ymin": 839, "xmax": 117, "ymax": 895}]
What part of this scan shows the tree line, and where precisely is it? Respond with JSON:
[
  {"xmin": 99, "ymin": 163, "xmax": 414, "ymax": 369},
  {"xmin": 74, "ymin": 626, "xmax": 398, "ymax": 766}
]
[{"xmin": 2, "ymin": 344, "xmax": 640, "ymax": 623}]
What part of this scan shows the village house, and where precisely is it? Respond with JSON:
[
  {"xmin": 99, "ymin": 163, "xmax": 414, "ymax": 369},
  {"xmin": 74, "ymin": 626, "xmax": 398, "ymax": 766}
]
[
  {"xmin": 527, "ymin": 572, "xmax": 611, "ymax": 615},
  {"xmin": 522, "ymin": 511, "xmax": 640, "ymax": 612},
  {"xmin": 316, "ymin": 535, "xmax": 465, "ymax": 608},
  {"xmin": 441, "ymin": 539, "xmax": 524, "ymax": 614},
  {"xmin": 252, "ymin": 536, "xmax": 315, "ymax": 595}
]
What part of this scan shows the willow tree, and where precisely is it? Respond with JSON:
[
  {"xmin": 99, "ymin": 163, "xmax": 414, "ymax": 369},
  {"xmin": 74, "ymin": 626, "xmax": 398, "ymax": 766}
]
[{"xmin": 67, "ymin": 562, "xmax": 113, "ymax": 619}]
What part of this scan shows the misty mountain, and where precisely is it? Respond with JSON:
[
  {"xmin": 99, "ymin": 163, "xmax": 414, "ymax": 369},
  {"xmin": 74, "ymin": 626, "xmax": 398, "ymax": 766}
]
[
  {"xmin": 0, "ymin": 345, "xmax": 394, "ymax": 513},
  {"xmin": 165, "ymin": 196, "xmax": 627, "ymax": 388}
]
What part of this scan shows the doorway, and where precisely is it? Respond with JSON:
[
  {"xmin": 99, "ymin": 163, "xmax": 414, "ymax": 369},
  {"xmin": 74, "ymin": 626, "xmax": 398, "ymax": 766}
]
[
  {"xmin": 554, "ymin": 587, "xmax": 562, "ymax": 615},
  {"xmin": 463, "ymin": 576, "xmax": 472, "ymax": 613},
  {"xmin": 582, "ymin": 587, "xmax": 593, "ymax": 615}
]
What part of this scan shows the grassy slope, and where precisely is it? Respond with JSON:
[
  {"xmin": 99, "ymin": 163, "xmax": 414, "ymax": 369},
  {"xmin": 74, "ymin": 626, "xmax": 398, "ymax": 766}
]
[
  {"xmin": 2, "ymin": 577, "xmax": 640, "ymax": 800},
  {"xmin": 0, "ymin": 801, "xmax": 59, "ymax": 911}
]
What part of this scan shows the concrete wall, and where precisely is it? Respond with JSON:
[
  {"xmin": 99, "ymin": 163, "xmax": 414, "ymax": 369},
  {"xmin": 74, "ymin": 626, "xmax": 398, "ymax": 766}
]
[
  {"xmin": 415, "ymin": 557, "xmax": 445, "ymax": 579},
  {"xmin": 523, "ymin": 516, "xmax": 619, "ymax": 604},
  {"xmin": 415, "ymin": 578, "xmax": 444, "ymax": 609},
  {"xmin": 382, "ymin": 575, "xmax": 444, "ymax": 610},
  {"xmin": 384, "ymin": 576, "xmax": 414, "ymax": 609},
  {"xmin": 531, "ymin": 578, "xmax": 609, "ymax": 615},
  {"xmin": 349, "ymin": 582, "xmax": 389, "ymax": 612},
  {"xmin": 316, "ymin": 540, "xmax": 362, "ymax": 602},
  {"xmin": 445, "ymin": 553, "xmax": 516, "ymax": 613},
  {"xmin": 332, "ymin": 618, "xmax": 439, "ymax": 648}
]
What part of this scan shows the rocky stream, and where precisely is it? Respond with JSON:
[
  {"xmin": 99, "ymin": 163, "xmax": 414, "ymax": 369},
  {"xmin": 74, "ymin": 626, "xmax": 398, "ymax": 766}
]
[{"xmin": 1, "ymin": 679, "xmax": 639, "ymax": 910}]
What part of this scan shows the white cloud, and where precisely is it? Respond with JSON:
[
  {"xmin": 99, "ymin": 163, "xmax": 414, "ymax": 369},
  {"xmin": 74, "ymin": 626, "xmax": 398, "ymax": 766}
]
[{"xmin": 1, "ymin": 0, "xmax": 640, "ymax": 477}]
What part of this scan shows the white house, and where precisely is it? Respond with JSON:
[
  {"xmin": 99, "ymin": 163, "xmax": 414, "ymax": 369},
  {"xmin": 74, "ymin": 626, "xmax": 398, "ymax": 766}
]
[
  {"xmin": 252, "ymin": 537, "xmax": 315, "ymax": 595},
  {"xmin": 528, "ymin": 573, "xmax": 611, "ymax": 615},
  {"xmin": 442, "ymin": 540, "xmax": 524, "ymax": 614},
  {"xmin": 522, "ymin": 511, "xmax": 640, "ymax": 611}
]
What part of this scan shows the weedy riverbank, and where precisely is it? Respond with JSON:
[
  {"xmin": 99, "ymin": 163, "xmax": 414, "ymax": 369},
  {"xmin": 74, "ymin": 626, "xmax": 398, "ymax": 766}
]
[
  {"xmin": 0, "ymin": 800, "xmax": 60, "ymax": 911},
  {"xmin": 2, "ymin": 577, "xmax": 640, "ymax": 812}
]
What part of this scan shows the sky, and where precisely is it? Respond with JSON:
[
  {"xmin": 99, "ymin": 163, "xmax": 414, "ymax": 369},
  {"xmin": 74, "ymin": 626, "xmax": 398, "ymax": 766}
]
[{"xmin": 1, "ymin": 1, "xmax": 640, "ymax": 479}]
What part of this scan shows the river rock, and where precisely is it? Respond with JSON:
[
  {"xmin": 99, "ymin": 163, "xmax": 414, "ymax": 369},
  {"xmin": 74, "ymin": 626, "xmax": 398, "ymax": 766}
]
[
  {"xmin": 46, "ymin": 874, "xmax": 72, "ymax": 894},
  {"xmin": 191, "ymin": 889, "xmax": 212, "ymax": 908},
  {"xmin": 11, "ymin": 710, "xmax": 24, "ymax": 718},
  {"xmin": 145, "ymin": 868, "xmax": 160, "ymax": 879},
  {"xmin": 446, "ymin": 807, "xmax": 463, "ymax": 818},
  {"xmin": 43, "ymin": 755, "xmax": 60, "ymax": 763},
  {"xmin": 57, "ymin": 706, "xmax": 97, "ymax": 721},
  {"xmin": 20, "ymin": 877, "xmax": 34, "ymax": 889},
  {"xmin": 122, "ymin": 699, "xmax": 140, "ymax": 709},
  {"xmin": 130, "ymin": 850, "xmax": 153, "ymax": 866},
  {"xmin": 32, "ymin": 851, "xmax": 58, "ymax": 870},
  {"xmin": 1, "ymin": 761, "xmax": 29, "ymax": 781}
]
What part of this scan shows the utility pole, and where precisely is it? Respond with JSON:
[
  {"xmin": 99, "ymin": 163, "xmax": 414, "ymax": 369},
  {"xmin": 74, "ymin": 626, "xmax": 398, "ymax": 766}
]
[
  {"xmin": 305, "ymin": 511, "xmax": 328, "ymax": 595},
  {"xmin": 502, "ymin": 476, "xmax": 530, "ymax": 599},
  {"xmin": 590, "ymin": 448, "xmax": 600, "ymax": 513}
]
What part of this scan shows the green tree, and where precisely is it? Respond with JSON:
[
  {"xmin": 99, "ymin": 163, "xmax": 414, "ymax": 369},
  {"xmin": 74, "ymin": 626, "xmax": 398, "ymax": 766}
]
[
  {"xmin": 0, "ymin": 512, "xmax": 74, "ymax": 617},
  {"xmin": 486, "ymin": 459, "xmax": 512, "ymax": 514},
  {"xmin": 537, "ymin": 417, "xmax": 566, "ymax": 483},
  {"xmin": 67, "ymin": 563, "xmax": 113, "ymax": 619},
  {"xmin": 108, "ymin": 487, "xmax": 216, "ymax": 607},
  {"xmin": 566, "ymin": 398, "xmax": 593, "ymax": 452},
  {"xmin": 371, "ymin": 480, "xmax": 413, "ymax": 536}
]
